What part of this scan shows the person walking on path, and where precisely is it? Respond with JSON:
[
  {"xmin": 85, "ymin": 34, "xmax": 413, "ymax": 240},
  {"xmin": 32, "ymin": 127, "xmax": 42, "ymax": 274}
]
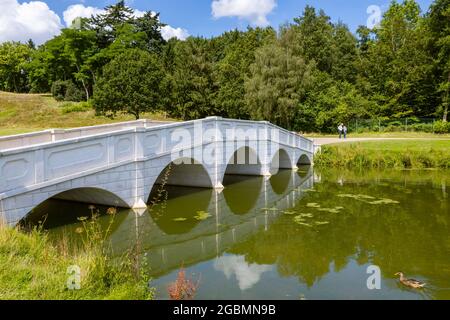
[
  {"xmin": 338, "ymin": 123, "xmax": 343, "ymax": 139},
  {"xmin": 343, "ymin": 125, "xmax": 348, "ymax": 139}
]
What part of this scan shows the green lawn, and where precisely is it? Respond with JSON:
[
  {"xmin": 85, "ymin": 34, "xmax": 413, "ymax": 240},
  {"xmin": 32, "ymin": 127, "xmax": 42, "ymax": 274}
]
[
  {"xmin": 315, "ymin": 139, "xmax": 450, "ymax": 169},
  {"xmin": 330, "ymin": 139, "xmax": 450, "ymax": 151},
  {"xmin": 0, "ymin": 91, "xmax": 174, "ymax": 136}
]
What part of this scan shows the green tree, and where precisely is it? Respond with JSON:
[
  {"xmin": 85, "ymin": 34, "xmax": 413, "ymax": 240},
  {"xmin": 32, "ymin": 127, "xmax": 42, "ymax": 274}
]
[
  {"xmin": 214, "ymin": 27, "xmax": 276, "ymax": 119},
  {"xmin": 169, "ymin": 37, "xmax": 218, "ymax": 120},
  {"xmin": 89, "ymin": 0, "xmax": 134, "ymax": 48},
  {"xmin": 426, "ymin": 0, "xmax": 450, "ymax": 121},
  {"xmin": 245, "ymin": 41, "xmax": 315, "ymax": 129},
  {"xmin": 93, "ymin": 49, "xmax": 165, "ymax": 119},
  {"xmin": 0, "ymin": 42, "xmax": 33, "ymax": 92}
]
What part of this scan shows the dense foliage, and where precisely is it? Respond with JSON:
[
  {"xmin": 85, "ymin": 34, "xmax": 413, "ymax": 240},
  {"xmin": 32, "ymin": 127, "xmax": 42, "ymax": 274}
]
[{"xmin": 0, "ymin": 0, "xmax": 448, "ymax": 132}]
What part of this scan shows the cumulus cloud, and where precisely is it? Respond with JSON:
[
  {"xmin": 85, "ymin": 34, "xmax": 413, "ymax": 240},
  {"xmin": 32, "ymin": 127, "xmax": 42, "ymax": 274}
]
[
  {"xmin": 0, "ymin": 2, "xmax": 189, "ymax": 44},
  {"xmin": 214, "ymin": 255, "xmax": 272, "ymax": 290},
  {"xmin": 0, "ymin": 0, "xmax": 62, "ymax": 44},
  {"xmin": 63, "ymin": 5, "xmax": 147, "ymax": 27},
  {"xmin": 211, "ymin": 0, "xmax": 276, "ymax": 26},
  {"xmin": 62, "ymin": 5, "xmax": 187, "ymax": 40},
  {"xmin": 62, "ymin": 4, "xmax": 105, "ymax": 27},
  {"xmin": 161, "ymin": 25, "xmax": 190, "ymax": 41}
]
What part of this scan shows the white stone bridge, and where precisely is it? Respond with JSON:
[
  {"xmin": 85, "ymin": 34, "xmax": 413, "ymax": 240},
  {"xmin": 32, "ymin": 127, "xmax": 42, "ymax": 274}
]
[{"xmin": 0, "ymin": 117, "xmax": 314, "ymax": 225}]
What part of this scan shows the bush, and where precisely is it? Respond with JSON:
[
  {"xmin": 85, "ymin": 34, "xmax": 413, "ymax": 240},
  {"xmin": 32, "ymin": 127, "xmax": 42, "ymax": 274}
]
[
  {"xmin": 60, "ymin": 101, "xmax": 92, "ymax": 114},
  {"xmin": 64, "ymin": 82, "xmax": 86, "ymax": 102},
  {"xmin": 409, "ymin": 123, "xmax": 434, "ymax": 133},
  {"xmin": 51, "ymin": 80, "xmax": 86, "ymax": 102},
  {"xmin": 434, "ymin": 120, "xmax": 450, "ymax": 134},
  {"xmin": 51, "ymin": 80, "xmax": 69, "ymax": 101}
]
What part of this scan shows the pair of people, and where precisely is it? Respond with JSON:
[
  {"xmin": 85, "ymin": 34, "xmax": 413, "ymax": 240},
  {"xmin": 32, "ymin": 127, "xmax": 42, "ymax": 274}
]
[{"xmin": 338, "ymin": 123, "xmax": 348, "ymax": 139}]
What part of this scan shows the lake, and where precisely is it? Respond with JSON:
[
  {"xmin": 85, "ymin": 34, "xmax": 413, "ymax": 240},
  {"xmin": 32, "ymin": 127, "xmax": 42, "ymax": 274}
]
[{"xmin": 26, "ymin": 167, "xmax": 450, "ymax": 300}]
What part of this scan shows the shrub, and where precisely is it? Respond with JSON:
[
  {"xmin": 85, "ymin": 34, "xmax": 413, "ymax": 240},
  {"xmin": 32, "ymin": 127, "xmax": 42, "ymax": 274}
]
[
  {"xmin": 51, "ymin": 80, "xmax": 86, "ymax": 102},
  {"xmin": 51, "ymin": 80, "xmax": 70, "ymax": 101},
  {"xmin": 64, "ymin": 82, "xmax": 86, "ymax": 102},
  {"xmin": 60, "ymin": 101, "xmax": 92, "ymax": 114},
  {"xmin": 434, "ymin": 120, "xmax": 450, "ymax": 134}
]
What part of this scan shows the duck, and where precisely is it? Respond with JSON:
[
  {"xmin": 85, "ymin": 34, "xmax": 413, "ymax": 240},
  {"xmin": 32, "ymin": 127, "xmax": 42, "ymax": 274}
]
[{"xmin": 395, "ymin": 272, "xmax": 426, "ymax": 289}]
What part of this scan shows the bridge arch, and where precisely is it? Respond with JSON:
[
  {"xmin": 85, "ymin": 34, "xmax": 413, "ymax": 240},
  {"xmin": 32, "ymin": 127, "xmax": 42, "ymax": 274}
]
[
  {"xmin": 270, "ymin": 148, "xmax": 293, "ymax": 173},
  {"xmin": 297, "ymin": 153, "xmax": 312, "ymax": 166},
  {"xmin": 147, "ymin": 157, "xmax": 214, "ymax": 205},
  {"xmin": 222, "ymin": 146, "xmax": 262, "ymax": 181},
  {"xmin": 20, "ymin": 187, "xmax": 129, "ymax": 225}
]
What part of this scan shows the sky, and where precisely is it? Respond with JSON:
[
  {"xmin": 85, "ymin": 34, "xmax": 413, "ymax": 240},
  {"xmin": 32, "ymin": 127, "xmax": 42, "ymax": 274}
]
[{"xmin": 0, "ymin": 0, "xmax": 434, "ymax": 44}]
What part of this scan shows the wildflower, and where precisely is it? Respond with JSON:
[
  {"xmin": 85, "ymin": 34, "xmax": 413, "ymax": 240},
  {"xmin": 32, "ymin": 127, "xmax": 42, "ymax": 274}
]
[
  {"xmin": 106, "ymin": 207, "xmax": 117, "ymax": 215},
  {"xmin": 75, "ymin": 227, "xmax": 84, "ymax": 234}
]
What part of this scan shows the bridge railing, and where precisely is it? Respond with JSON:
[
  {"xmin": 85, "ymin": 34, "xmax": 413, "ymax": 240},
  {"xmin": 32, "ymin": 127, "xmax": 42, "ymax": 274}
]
[
  {"xmin": 0, "ymin": 117, "xmax": 313, "ymax": 198},
  {"xmin": 0, "ymin": 119, "xmax": 172, "ymax": 151}
]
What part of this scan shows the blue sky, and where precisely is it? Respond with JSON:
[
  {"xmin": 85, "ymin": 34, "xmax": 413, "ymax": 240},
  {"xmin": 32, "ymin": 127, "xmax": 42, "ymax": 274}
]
[{"xmin": 0, "ymin": 0, "xmax": 434, "ymax": 44}]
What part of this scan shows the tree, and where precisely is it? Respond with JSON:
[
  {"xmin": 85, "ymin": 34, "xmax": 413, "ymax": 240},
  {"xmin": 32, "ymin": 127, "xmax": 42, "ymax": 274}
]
[
  {"xmin": 356, "ymin": 0, "xmax": 436, "ymax": 118},
  {"xmin": 245, "ymin": 41, "xmax": 315, "ymax": 129},
  {"xmin": 89, "ymin": 0, "xmax": 134, "ymax": 48},
  {"xmin": 214, "ymin": 27, "xmax": 276, "ymax": 119},
  {"xmin": 0, "ymin": 42, "xmax": 33, "ymax": 92},
  {"xmin": 426, "ymin": 0, "xmax": 450, "ymax": 121},
  {"xmin": 169, "ymin": 37, "xmax": 218, "ymax": 120},
  {"xmin": 93, "ymin": 49, "xmax": 165, "ymax": 119}
]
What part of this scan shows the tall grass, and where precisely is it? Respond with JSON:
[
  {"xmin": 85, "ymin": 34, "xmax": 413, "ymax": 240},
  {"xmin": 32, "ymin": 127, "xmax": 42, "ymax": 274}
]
[
  {"xmin": 315, "ymin": 142, "xmax": 450, "ymax": 169},
  {"xmin": 0, "ymin": 212, "xmax": 155, "ymax": 300}
]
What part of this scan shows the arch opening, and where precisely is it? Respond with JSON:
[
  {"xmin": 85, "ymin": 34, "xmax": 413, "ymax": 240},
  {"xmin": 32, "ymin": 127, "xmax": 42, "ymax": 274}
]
[
  {"xmin": 270, "ymin": 149, "xmax": 293, "ymax": 175},
  {"xmin": 147, "ymin": 158, "xmax": 214, "ymax": 235},
  {"xmin": 297, "ymin": 154, "xmax": 312, "ymax": 166},
  {"xmin": 148, "ymin": 157, "xmax": 213, "ymax": 205},
  {"xmin": 223, "ymin": 146, "xmax": 262, "ymax": 179},
  {"xmin": 21, "ymin": 187, "xmax": 129, "ymax": 229}
]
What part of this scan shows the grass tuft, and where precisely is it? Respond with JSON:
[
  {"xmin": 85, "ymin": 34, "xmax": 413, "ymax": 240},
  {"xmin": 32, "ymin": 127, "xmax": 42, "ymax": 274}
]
[{"xmin": 0, "ymin": 215, "xmax": 154, "ymax": 300}]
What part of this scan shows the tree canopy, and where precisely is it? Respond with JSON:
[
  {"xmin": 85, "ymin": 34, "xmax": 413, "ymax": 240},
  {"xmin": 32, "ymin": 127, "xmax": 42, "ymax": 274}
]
[{"xmin": 0, "ymin": 0, "xmax": 448, "ymax": 130}]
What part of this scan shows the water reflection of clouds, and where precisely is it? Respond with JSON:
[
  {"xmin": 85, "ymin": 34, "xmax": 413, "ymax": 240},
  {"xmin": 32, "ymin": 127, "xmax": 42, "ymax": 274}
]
[{"xmin": 214, "ymin": 255, "xmax": 272, "ymax": 290}]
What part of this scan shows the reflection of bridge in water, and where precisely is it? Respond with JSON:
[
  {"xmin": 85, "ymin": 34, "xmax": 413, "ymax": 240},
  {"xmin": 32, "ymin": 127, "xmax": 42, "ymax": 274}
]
[{"xmin": 108, "ymin": 167, "xmax": 314, "ymax": 277}]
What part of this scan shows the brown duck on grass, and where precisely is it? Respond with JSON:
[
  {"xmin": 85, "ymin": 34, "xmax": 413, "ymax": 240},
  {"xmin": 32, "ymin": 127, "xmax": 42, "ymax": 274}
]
[{"xmin": 395, "ymin": 272, "xmax": 426, "ymax": 289}]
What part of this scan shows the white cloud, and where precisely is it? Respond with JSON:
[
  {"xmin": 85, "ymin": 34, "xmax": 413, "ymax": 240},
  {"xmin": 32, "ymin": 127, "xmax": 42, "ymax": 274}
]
[
  {"xmin": 63, "ymin": 5, "xmax": 147, "ymax": 27},
  {"xmin": 0, "ymin": 0, "xmax": 62, "ymax": 44},
  {"xmin": 214, "ymin": 255, "xmax": 272, "ymax": 290},
  {"xmin": 63, "ymin": 4, "xmax": 105, "ymax": 27},
  {"xmin": 161, "ymin": 25, "xmax": 190, "ymax": 41},
  {"xmin": 0, "ymin": 2, "xmax": 189, "ymax": 44},
  {"xmin": 133, "ymin": 9, "xmax": 146, "ymax": 18},
  {"xmin": 211, "ymin": 0, "xmax": 276, "ymax": 26}
]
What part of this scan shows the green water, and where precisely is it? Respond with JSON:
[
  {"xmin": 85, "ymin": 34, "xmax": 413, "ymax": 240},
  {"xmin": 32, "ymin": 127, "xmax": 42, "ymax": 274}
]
[{"xmin": 29, "ymin": 168, "xmax": 450, "ymax": 300}]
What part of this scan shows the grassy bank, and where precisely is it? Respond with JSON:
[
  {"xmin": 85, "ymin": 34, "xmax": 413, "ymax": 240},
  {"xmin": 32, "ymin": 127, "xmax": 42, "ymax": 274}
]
[
  {"xmin": 0, "ymin": 217, "xmax": 154, "ymax": 300},
  {"xmin": 0, "ymin": 91, "xmax": 174, "ymax": 136},
  {"xmin": 314, "ymin": 140, "xmax": 450, "ymax": 169}
]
